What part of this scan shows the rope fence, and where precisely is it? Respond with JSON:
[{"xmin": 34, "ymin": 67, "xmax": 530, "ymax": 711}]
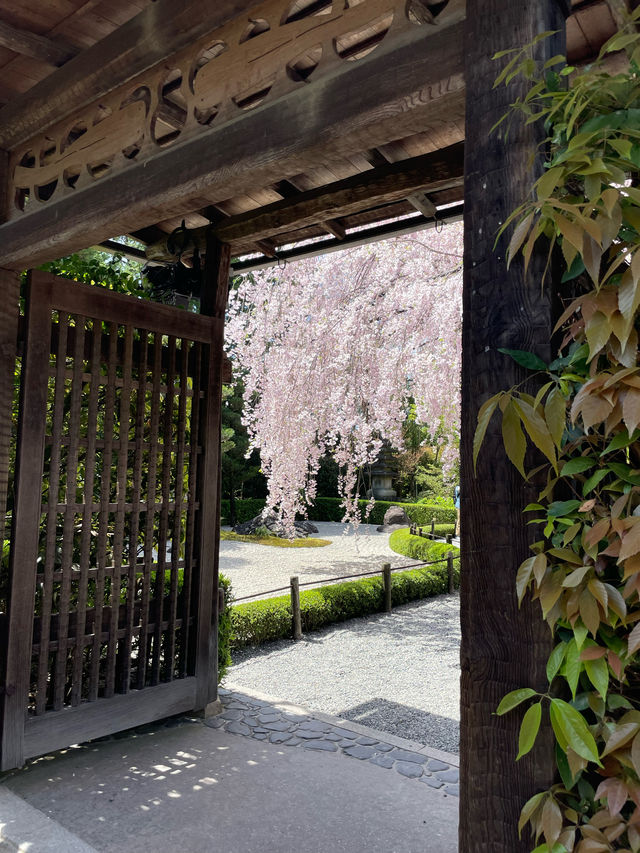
[{"xmin": 232, "ymin": 552, "xmax": 461, "ymax": 604}]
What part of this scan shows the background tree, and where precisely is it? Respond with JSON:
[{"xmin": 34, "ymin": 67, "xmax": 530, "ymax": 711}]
[{"xmin": 226, "ymin": 224, "xmax": 463, "ymax": 531}]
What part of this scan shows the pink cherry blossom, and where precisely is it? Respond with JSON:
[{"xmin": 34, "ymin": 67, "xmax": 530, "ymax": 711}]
[{"xmin": 225, "ymin": 222, "xmax": 463, "ymax": 532}]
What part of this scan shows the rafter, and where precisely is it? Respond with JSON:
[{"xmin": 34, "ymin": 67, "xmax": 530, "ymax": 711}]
[
  {"xmin": 147, "ymin": 142, "xmax": 463, "ymax": 257},
  {"xmin": 0, "ymin": 20, "xmax": 79, "ymax": 67}
]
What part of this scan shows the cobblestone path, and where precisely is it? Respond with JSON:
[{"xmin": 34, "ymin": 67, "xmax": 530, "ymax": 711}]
[{"xmin": 206, "ymin": 686, "xmax": 460, "ymax": 797}]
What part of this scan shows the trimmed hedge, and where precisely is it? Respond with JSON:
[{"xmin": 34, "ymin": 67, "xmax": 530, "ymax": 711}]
[
  {"xmin": 230, "ymin": 558, "xmax": 460, "ymax": 648},
  {"xmin": 306, "ymin": 497, "xmax": 455, "ymax": 525},
  {"xmin": 220, "ymin": 497, "xmax": 267, "ymax": 525},
  {"xmin": 218, "ymin": 574, "xmax": 234, "ymax": 682},
  {"xmin": 388, "ymin": 528, "xmax": 459, "ymax": 563},
  {"xmin": 219, "ymin": 496, "xmax": 455, "ymax": 526}
]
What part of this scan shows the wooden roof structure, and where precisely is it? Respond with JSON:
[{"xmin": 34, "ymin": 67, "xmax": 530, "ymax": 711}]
[{"xmin": 0, "ymin": 0, "xmax": 629, "ymax": 271}]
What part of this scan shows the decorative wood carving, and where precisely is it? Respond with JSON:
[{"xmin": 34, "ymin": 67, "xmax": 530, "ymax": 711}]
[{"xmin": 8, "ymin": 0, "xmax": 459, "ymax": 217}]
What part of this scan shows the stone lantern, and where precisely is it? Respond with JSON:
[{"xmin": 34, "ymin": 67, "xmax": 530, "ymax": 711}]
[{"xmin": 367, "ymin": 445, "xmax": 397, "ymax": 500}]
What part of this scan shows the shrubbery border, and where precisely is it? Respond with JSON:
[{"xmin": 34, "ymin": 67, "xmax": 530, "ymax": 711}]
[{"xmin": 229, "ymin": 550, "xmax": 460, "ymax": 649}]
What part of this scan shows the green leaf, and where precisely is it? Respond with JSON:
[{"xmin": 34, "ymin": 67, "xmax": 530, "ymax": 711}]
[
  {"xmin": 545, "ymin": 387, "xmax": 566, "ymax": 449},
  {"xmin": 582, "ymin": 468, "xmax": 610, "ymax": 496},
  {"xmin": 502, "ymin": 401, "xmax": 527, "ymax": 479},
  {"xmin": 517, "ymin": 702, "xmax": 542, "ymax": 760},
  {"xmin": 574, "ymin": 623, "xmax": 588, "ymax": 651},
  {"xmin": 561, "ymin": 254, "xmax": 585, "ymax": 283},
  {"xmin": 556, "ymin": 742, "xmax": 578, "ymax": 791},
  {"xmin": 608, "ymin": 694, "xmax": 633, "ymax": 711},
  {"xmin": 560, "ymin": 458, "xmax": 596, "ymax": 476},
  {"xmin": 562, "ymin": 639, "xmax": 581, "ymax": 699},
  {"xmin": 496, "ymin": 687, "xmax": 538, "ymax": 715},
  {"xmin": 548, "ymin": 500, "xmax": 581, "ymax": 517},
  {"xmin": 513, "ymin": 399, "xmax": 558, "ymax": 471},
  {"xmin": 549, "ymin": 698, "xmax": 601, "ymax": 765},
  {"xmin": 473, "ymin": 394, "xmax": 500, "ymax": 472},
  {"xmin": 519, "ymin": 791, "xmax": 546, "ymax": 837},
  {"xmin": 585, "ymin": 656, "xmax": 609, "ymax": 700},
  {"xmin": 498, "ymin": 348, "xmax": 547, "ymax": 371},
  {"xmin": 536, "ymin": 166, "xmax": 564, "ymax": 202},
  {"xmin": 601, "ymin": 428, "xmax": 640, "ymax": 455},
  {"xmin": 547, "ymin": 641, "xmax": 568, "ymax": 683},
  {"xmin": 608, "ymin": 462, "xmax": 640, "ymax": 486}
]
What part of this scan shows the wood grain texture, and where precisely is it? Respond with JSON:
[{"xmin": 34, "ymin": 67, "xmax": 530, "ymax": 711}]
[
  {"xmin": 193, "ymin": 236, "xmax": 230, "ymax": 711},
  {"xmin": 0, "ymin": 273, "xmax": 52, "ymax": 770},
  {"xmin": 0, "ymin": 0, "xmax": 253, "ymax": 149},
  {"xmin": 459, "ymin": 2, "xmax": 568, "ymax": 850},
  {"xmin": 1, "ymin": 271, "xmax": 224, "ymax": 768},
  {"xmin": 147, "ymin": 143, "xmax": 463, "ymax": 257},
  {"xmin": 23, "ymin": 678, "xmax": 197, "ymax": 761},
  {"xmin": 0, "ymin": 20, "xmax": 78, "ymax": 67},
  {"xmin": 0, "ymin": 19, "xmax": 464, "ymax": 269}
]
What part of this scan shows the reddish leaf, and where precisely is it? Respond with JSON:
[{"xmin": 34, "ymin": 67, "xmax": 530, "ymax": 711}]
[
  {"xmin": 629, "ymin": 622, "xmax": 640, "ymax": 656},
  {"xmin": 619, "ymin": 519, "xmax": 640, "ymax": 563}
]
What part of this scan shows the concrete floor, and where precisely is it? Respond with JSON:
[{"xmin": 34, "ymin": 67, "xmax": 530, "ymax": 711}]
[{"xmin": 1, "ymin": 719, "xmax": 458, "ymax": 853}]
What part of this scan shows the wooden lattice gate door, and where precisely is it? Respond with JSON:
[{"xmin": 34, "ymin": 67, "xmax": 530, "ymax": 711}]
[{"xmin": 1, "ymin": 271, "xmax": 223, "ymax": 770}]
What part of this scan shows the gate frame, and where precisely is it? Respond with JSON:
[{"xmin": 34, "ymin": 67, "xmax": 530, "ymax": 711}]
[{"xmin": 0, "ymin": 259, "xmax": 229, "ymax": 770}]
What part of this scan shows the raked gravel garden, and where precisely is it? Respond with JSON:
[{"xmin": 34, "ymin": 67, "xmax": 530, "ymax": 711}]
[{"xmin": 220, "ymin": 521, "xmax": 461, "ymax": 754}]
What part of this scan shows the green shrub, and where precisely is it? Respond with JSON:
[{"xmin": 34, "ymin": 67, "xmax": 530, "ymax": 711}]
[
  {"xmin": 410, "ymin": 522, "xmax": 455, "ymax": 538},
  {"xmin": 230, "ymin": 559, "xmax": 459, "ymax": 649},
  {"xmin": 220, "ymin": 497, "xmax": 267, "ymax": 525},
  {"xmin": 218, "ymin": 573, "xmax": 234, "ymax": 682},
  {"xmin": 305, "ymin": 497, "xmax": 455, "ymax": 525},
  {"xmin": 388, "ymin": 528, "xmax": 459, "ymax": 563},
  {"xmin": 219, "ymin": 496, "xmax": 456, "ymax": 528}
]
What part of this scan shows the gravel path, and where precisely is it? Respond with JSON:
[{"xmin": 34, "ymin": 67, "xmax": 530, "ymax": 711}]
[
  {"xmin": 220, "ymin": 521, "xmax": 423, "ymax": 600},
  {"xmin": 226, "ymin": 593, "xmax": 461, "ymax": 754}
]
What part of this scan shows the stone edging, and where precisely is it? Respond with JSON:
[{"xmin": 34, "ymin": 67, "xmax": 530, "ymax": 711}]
[{"xmin": 209, "ymin": 684, "xmax": 459, "ymax": 797}]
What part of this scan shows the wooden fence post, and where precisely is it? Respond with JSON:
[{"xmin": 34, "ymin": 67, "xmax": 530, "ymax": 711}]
[
  {"xmin": 431, "ymin": 517, "xmax": 436, "ymax": 538},
  {"xmin": 290, "ymin": 576, "xmax": 302, "ymax": 641},
  {"xmin": 383, "ymin": 563, "xmax": 392, "ymax": 613},
  {"xmin": 447, "ymin": 552, "xmax": 455, "ymax": 594}
]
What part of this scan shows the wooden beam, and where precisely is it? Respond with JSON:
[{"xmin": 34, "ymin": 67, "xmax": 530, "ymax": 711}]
[
  {"xmin": 0, "ymin": 0, "xmax": 254, "ymax": 150},
  {"xmin": 0, "ymin": 20, "xmax": 464, "ymax": 269},
  {"xmin": 193, "ymin": 235, "xmax": 230, "ymax": 713},
  {"xmin": 0, "ymin": 19, "xmax": 78, "ymax": 67},
  {"xmin": 320, "ymin": 220, "xmax": 346, "ymax": 240},
  {"xmin": 233, "ymin": 201, "xmax": 463, "ymax": 273},
  {"xmin": 97, "ymin": 240, "xmax": 147, "ymax": 261},
  {"xmin": 407, "ymin": 191, "xmax": 437, "ymax": 218},
  {"xmin": 275, "ymin": 179, "xmax": 346, "ymax": 241},
  {"xmin": 148, "ymin": 143, "xmax": 463, "ymax": 256},
  {"xmin": 459, "ymin": 2, "xmax": 568, "ymax": 851}
]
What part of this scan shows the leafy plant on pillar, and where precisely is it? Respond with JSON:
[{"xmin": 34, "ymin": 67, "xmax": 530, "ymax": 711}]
[{"xmin": 474, "ymin": 13, "xmax": 640, "ymax": 853}]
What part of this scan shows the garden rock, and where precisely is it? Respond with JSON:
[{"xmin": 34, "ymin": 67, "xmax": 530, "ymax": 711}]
[
  {"xmin": 376, "ymin": 505, "xmax": 411, "ymax": 532},
  {"xmin": 233, "ymin": 513, "xmax": 319, "ymax": 539}
]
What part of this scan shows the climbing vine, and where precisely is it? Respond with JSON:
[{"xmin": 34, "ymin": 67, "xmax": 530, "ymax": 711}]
[{"xmin": 474, "ymin": 12, "xmax": 640, "ymax": 852}]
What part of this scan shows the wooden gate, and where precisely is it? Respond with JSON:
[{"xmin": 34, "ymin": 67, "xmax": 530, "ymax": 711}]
[{"xmin": 0, "ymin": 270, "xmax": 223, "ymax": 770}]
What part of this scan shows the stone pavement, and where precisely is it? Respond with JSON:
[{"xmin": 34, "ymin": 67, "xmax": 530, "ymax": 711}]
[
  {"xmin": 214, "ymin": 684, "xmax": 459, "ymax": 795},
  {"xmin": 0, "ymin": 685, "xmax": 459, "ymax": 853}
]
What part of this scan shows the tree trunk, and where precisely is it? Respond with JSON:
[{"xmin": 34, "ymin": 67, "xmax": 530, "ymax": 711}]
[{"xmin": 460, "ymin": 2, "xmax": 568, "ymax": 851}]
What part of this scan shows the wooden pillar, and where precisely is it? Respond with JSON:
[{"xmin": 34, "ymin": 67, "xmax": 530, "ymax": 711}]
[
  {"xmin": 460, "ymin": 2, "xmax": 568, "ymax": 851},
  {"xmin": 0, "ymin": 141, "xmax": 22, "ymax": 768},
  {"xmin": 193, "ymin": 234, "xmax": 230, "ymax": 714}
]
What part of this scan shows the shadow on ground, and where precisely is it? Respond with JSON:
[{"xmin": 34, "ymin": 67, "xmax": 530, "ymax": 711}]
[{"xmin": 339, "ymin": 698, "xmax": 459, "ymax": 754}]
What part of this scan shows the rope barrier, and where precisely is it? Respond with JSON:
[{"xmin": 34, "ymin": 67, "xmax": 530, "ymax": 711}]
[{"xmin": 231, "ymin": 554, "xmax": 460, "ymax": 603}]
